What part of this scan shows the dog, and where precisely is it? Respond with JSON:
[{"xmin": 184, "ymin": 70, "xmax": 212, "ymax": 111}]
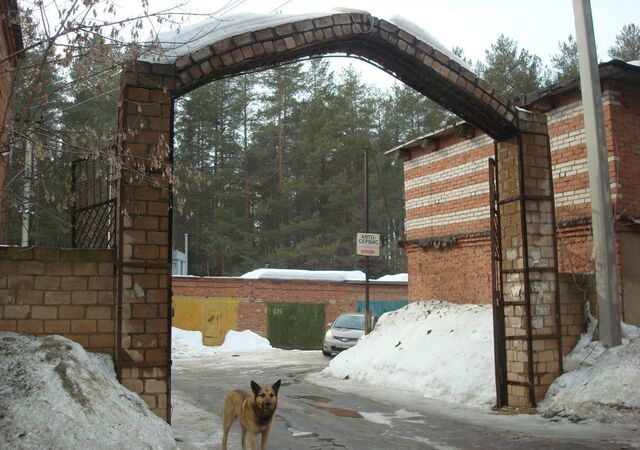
[{"xmin": 221, "ymin": 379, "xmax": 281, "ymax": 450}]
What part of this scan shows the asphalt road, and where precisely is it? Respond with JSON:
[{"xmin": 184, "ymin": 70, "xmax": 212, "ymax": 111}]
[{"xmin": 171, "ymin": 350, "xmax": 637, "ymax": 450}]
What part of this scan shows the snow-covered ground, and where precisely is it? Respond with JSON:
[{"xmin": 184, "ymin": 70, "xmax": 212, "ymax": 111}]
[
  {"xmin": 3, "ymin": 302, "xmax": 637, "ymax": 449},
  {"xmin": 319, "ymin": 300, "xmax": 640, "ymax": 423},
  {"xmin": 0, "ymin": 332, "xmax": 176, "ymax": 450}
]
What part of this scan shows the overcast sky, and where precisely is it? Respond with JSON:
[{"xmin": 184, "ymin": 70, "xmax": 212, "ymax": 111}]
[{"xmin": 131, "ymin": 0, "xmax": 638, "ymax": 87}]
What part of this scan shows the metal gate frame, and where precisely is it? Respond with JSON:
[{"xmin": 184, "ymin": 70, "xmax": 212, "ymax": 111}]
[{"xmin": 489, "ymin": 157, "xmax": 507, "ymax": 407}]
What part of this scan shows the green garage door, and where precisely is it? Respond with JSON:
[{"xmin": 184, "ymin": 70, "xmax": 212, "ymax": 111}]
[{"xmin": 267, "ymin": 303, "xmax": 325, "ymax": 350}]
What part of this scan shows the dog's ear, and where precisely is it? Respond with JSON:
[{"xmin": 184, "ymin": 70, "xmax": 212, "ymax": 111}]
[
  {"xmin": 272, "ymin": 379, "xmax": 281, "ymax": 394},
  {"xmin": 251, "ymin": 380, "xmax": 261, "ymax": 396}
]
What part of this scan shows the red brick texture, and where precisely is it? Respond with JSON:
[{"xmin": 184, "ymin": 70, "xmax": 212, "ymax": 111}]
[{"xmin": 0, "ymin": 247, "xmax": 116, "ymax": 354}]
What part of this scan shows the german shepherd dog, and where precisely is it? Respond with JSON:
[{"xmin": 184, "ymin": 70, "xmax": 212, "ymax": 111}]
[{"xmin": 221, "ymin": 379, "xmax": 281, "ymax": 450}]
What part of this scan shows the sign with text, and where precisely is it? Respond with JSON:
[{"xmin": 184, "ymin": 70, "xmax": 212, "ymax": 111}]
[{"xmin": 356, "ymin": 233, "xmax": 380, "ymax": 256}]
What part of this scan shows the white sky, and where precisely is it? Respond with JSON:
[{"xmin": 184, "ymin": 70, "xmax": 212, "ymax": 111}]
[{"xmin": 126, "ymin": 0, "xmax": 638, "ymax": 88}]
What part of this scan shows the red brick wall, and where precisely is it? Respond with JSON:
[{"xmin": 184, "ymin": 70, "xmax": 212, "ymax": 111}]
[
  {"xmin": 172, "ymin": 276, "xmax": 408, "ymax": 336},
  {"xmin": 0, "ymin": 247, "xmax": 116, "ymax": 354},
  {"xmin": 406, "ymin": 236, "xmax": 492, "ymax": 303}
]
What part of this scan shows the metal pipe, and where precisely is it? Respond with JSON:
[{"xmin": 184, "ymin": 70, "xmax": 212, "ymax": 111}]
[
  {"xmin": 364, "ymin": 145, "xmax": 371, "ymax": 335},
  {"xmin": 572, "ymin": 0, "xmax": 621, "ymax": 346},
  {"xmin": 184, "ymin": 233, "xmax": 189, "ymax": 276}
]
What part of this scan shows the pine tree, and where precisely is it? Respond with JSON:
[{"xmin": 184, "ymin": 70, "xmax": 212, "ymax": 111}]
[
  {"xmin": 551, "ymin": 34, "xmax": 579, "ymax": 83},
  {"xmin": 477, "ymin": 35, "xmax": 547, "ymax": 100},
  {"xmin": 608, "ymin": 23, "xmax": 640, "ymax": 62}
]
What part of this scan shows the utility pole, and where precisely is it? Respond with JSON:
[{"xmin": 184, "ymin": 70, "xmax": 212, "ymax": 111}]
[
  {"xmin": 364, "ymin": 145, "xmax": 371, "ymax": 335},
  {"xmin": 572, "ymin": 0, "xmax": 621, "ymax": 346},
  {"xmin": 21, "ymin": 134, "xmax": 33, "ymax": 247},
  {"xmin": 184, "ymin": 233, "xmax": 189, "ymax": 275}
]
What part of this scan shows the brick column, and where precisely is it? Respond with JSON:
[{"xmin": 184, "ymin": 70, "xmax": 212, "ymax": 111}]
[
  {"xmin": 496, "ymin": 111, "xmax": 562, "ymax": 406},
  {"xmin": 116, "ymin": 61, "xmax": 175, "ymax": 421}
]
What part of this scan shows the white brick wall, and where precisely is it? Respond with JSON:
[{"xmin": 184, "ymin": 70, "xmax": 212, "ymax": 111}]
[
  {"xmin": 402, "ymin": 90, "xmax": 621, "ymax": 234},
  {"xmin": 406, "ymin": 182, "xmax": 488, "ymax": 210},
  {"xmin": 405, "ymin": 158, "xmax": 486, "ymax": 191},
  {"xmin": 403, "ymin": 135, "xmax": 493, "ymax": 172},
  {"xmin": 406, "ymin": 206, "xmax": 489, "ymax": 231}
]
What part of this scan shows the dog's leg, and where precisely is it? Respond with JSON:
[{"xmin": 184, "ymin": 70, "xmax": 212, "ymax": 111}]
[
  {"xmin": 249, "ymin": 432, "xmax": 257, "ymax": 450},
  {"xmin": 221, "ymin": 406, "xmax": 234, "ymax": 450},
  {"xmin": 241, "ymin": 425, "xmax": 247, "ymax": 450},
  {"xmin": 260, "ymin": 423, "xmax": 273, "ymax": 450}
]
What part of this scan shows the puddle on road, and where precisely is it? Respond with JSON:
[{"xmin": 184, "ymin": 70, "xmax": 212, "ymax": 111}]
[
  {"xmin": 288, "ymin": 395, "xmax": 332, "ymax": 403},
  {"xmin": 315, "ymin": 437, "xmax": 347, "ymax": 448},
  {"xmin": 313, "ymin": 404, "xmax": 362, "ymax": 418}
]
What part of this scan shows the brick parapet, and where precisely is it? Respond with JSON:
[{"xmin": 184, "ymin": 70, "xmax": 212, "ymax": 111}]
[{"xmin": 0, "ymin": 247, "xmax": 116, "ymax": 353}]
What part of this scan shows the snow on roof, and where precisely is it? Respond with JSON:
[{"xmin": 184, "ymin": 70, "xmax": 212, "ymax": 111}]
[
  {"xmin": 140, "ymin": 10, "xmax": 465, "ymax": 70},
  {"xmin": 239, "ymin": 268, "xmax": 366, "ymax": 282},
  {"xmin": 141, "ymin": 11, "xmax": 330, "ymax": 63},
  {"xmin": 628, "ymin": 60, "xmax": 640, "ymax": 67},
  {"xmin": 374, "ymin": 273, "xmax": 408, "ymax": 282},
  {"xmin": 388, "ymin": 15, "xmax": 472, "ymax": 70}
]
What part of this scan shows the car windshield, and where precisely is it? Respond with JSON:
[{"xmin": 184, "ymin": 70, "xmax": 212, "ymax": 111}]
[{"xmin": 333, "ymin": 315, "xmax": 364, "ymax": 330}]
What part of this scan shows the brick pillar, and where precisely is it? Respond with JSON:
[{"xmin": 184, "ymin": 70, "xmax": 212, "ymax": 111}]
[
  {"xmin": 116, "ymin": 61, "xmax": 176, "ymax": 421},
  {"xmin": 496, "ymin": 111, "xmax": 562, "ymax": 406}
]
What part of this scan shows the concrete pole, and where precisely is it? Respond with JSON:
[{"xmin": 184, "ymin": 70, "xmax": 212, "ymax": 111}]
[
  {"xmin": 572, "ymin": 0, "xmax": 621, "ymax": 346},
  {"xmin": 21, "ymin": 135, "xmax": 33, "ymax": 247}
]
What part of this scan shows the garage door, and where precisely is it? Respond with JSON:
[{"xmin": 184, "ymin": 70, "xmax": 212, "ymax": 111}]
[{"xmin": 267, "ymin": 303, "xmax": 325, "ymax": 350}]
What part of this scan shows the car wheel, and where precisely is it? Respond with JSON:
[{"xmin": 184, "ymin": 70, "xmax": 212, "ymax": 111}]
[{"xmin": 322, "ymin": 349, "xmax": 332, "ymax": 357}]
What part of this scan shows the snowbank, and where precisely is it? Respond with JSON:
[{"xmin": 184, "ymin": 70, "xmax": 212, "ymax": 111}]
[
  {"xmin": 0, "ymin": 332, "xmax": 176, "ymax": 449},
  {"xmin": 319, "ymin": 300, "xmax": 640, "ymax": 423},
  {"xmin": 539, "ymin": 321, "xmax": 640, "ymax": 423},
  {"xmin": 172, "ymin": 328, "xmax": 272, "ymax": 357},
  {"xmin": 321, "ymin": 301, "xmax": 495, "ymax": 408}
]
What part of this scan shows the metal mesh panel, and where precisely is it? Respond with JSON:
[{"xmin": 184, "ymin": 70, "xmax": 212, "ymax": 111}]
[{"xmin": 71, "ymin": 148, "xmax": 117, "ymax": 249}]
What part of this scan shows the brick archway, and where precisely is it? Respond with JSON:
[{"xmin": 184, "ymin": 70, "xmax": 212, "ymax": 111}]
[{"xmin": 116, "ymin": 12, "xmax": 560, "ymax": 420}]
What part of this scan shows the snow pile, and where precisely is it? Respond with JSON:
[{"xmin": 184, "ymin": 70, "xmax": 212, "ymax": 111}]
[
  {"xmin": 172, "ymin": 328, "xmax": 271, "ymax": 357},
  {"xmin": 539, "ymin": 321, "xmax": 640, "ymax": 423},
  {"xmin": 240, "ymin": 268, "xmax": 366, "ymax": 282},
  {"xmin": 219, "ymin": 330, "xmax": 272, "ymax": 352},
  {"xmin": 375, "ymin": 273, "xmax": 408, "ymax": 282},
  {"xmin": 0, "ymin": 332, "xmax": 176, "ymax": 449},
  {"xmin": 322, "ymin": 301, "xmax": 495, "ymax": 408}
]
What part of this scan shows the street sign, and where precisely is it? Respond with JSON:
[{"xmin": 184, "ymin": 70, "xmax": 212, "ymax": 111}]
[{"xmin": 356, "ymin": 232, "xmax": 380, "ymax": 256}]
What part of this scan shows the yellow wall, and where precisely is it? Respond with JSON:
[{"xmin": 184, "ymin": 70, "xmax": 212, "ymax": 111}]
[{"xmin": 172, "ymin": 296, "xmax": 240, "ymax": 345}]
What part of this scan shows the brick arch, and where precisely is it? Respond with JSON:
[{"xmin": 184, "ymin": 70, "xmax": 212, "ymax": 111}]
[
  {"xmin": 115, "ymin": 12, "xmax": 561, "ymax": 420},
  {"xmin": 170, "ymin": 12, "xmax": 516, "ymax": 140}
]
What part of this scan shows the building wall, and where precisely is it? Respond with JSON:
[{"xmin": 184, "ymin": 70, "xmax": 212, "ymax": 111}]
[
  {"xmin": 172, "ymin": 276, "xmax": 408, "ymax": 340},
  {"xmin": 0, "ymin": 247, "xmax": 116, "ymax": 354},
  {"xmin": 402, "ymin": 82, "xmax": 639, "ymax": 326}
]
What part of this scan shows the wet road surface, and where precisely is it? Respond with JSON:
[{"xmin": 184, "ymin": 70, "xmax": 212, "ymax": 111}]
[{"xmin": 171, "ymin": 349, "xmax": 638, "ymax": 449}]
